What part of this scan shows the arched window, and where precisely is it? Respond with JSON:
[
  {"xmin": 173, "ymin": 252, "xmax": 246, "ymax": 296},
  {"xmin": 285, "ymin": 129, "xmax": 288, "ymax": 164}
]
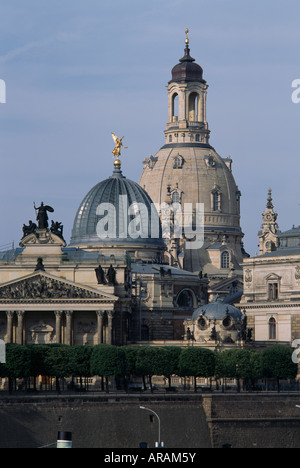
[
  {"xmin": 188, "ymin": 92, "xmax": 199, "ymax": 121},
  {"xmin": 176, "ymin": 289, "xmax": 194, "ymax": 308},
  {"xmin": 221, "ymin": 251, "xmax": 230, "ymax": 269},
  {"xmin": 172, "ymin": 93, "xmax": 179, "ymax": 122},
  {"xmin": 269, "ymin": 317, "xmax": 276, "ymax": 340}
]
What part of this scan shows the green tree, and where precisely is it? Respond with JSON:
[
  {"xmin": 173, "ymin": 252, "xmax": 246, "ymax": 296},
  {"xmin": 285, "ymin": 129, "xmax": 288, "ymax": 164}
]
[
  {"xmin": 216, "ymin": 349, "xmax": 261, "ymax": 391},
  {"xmin": 122, "ymin": 346, "xmax": 139, "ymax": 391},
  {"xmin": 161, "ymin": 346, "xmax": 181, "ymax": 388},
  {"xmin": 215, "ymin": 349, "xmax": 263, "ymax": 391},
  {"xmin": 44, "ymin": 344, "xmax": 73, "ymax": 392},
  {"xmin": 70, "ymin": 345, "xmax": 93, "ymax": 390},
  {"xmin": 135, "ymin": 347, "xmax": 166, "ymax": 391},
  {"xmin": 28, "ymin": 344, "xmax": 50, "ymax": 390},
  {"xmin": 261, "ymin": 345, "xmax": 297, "ymax": 391},
  {"xmin": 179, "ymin": 347, "xmax": 215, "ymax": 392},
  {"xmin": 4, "ymin": 343, "xmax": 31, "ymax": 392},
  {"xmin": 90, "ymin": 345, "xmax": 126, "ymax": 392}
]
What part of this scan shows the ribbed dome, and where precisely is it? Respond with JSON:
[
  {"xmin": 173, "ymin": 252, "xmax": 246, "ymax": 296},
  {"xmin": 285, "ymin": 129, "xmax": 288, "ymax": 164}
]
[
  {"xmin": 170, "ymin": 47, "xmax": 205, "ymax": 84},
  {"xmin": 192, "ymin": 296, "xmax": 242, "ymax": 321},
  {"xmin": 70, "ymin": 165, "xmax": 164, "ymax": 248}
]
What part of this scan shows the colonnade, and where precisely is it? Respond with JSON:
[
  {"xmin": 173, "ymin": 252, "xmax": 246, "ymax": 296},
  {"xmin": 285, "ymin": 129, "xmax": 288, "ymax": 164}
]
[{"xmin": 3, "ymin": 309, "xmax": 115, "ymax": 346}]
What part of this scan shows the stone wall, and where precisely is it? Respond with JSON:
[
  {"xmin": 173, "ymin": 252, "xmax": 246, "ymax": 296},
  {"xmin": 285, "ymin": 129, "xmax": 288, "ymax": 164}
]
[{"xmin": 0, "ymin": 393, "xmax": 300, "ymax": 448}]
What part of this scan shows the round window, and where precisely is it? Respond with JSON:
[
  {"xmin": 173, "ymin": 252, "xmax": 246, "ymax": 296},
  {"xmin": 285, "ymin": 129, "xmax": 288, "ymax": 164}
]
[
  {"xmin": 197, "ymin": 316, "xmax": 207, "ymax": 330},
  {"xmin": 222, "ymin": 316, "xmax": 232, "ymax": 328}
]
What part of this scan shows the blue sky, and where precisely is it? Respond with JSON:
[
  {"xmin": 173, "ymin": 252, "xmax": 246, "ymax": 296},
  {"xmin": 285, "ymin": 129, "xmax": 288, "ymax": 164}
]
[{"xmin": 0, "ymin": 0, "xmax": 300, "ymax": 256}]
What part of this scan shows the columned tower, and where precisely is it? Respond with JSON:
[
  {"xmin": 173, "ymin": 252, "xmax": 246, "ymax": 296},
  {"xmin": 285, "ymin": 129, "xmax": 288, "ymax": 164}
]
[
  {"xmin": 165, "ymin": 29, "xmax": 210, "ymax": 147},
  {"xmin": 140, "ymin": 31, "xmax": 246, "ymax": 285}
]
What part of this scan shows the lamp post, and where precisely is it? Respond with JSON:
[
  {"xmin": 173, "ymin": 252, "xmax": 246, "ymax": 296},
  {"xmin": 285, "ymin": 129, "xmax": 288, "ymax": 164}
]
[{"xmin": 140, "ymin": 406, "xmax": 163, "ymax": 447}]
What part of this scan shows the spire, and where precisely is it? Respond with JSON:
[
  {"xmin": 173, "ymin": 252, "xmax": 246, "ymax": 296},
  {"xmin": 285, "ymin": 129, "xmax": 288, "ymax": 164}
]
[
  {"xmin": 266, "ymin": 188, "xmax": 274, "ymax": 209},
  {"xmin": 179, "ymin": 28, "xmax": 195, "ymax": 64},
  {"xmin": 185, "ymin": 28, "xmax": 190, "ymax": 47},
  {"xmin": 258, "ymin": 188, "xmax": 279, "ymax": 255}
]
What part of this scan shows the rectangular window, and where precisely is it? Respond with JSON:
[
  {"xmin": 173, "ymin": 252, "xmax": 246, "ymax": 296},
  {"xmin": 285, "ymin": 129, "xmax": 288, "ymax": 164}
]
[{"xmin": 268, "ymin": 283, "xmax": 278, "ymax": 301}]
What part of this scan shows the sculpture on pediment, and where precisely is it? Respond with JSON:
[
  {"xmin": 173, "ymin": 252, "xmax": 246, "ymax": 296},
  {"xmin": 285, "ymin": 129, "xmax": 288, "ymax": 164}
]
[
  {"xmin": 50, "ymin": 220, "xmax": 64, "ymax": 239},
  {"xmin": 33, "ymin": 202, "xmax": 54, "ymax": 229},
  {"xmin": 22, "ymin": 220, "xmax": 37, "ymax": 238},
  {"xmin": 95, "ymin": 265, "xmax": 106, "ymax": 285},
  {"xmin": 106, "ymin": 265, "xmax": 116, "ymax": 285},
  {"xmin": 35, "ymin": 257, "xmax": 45, "ymax": 272}
]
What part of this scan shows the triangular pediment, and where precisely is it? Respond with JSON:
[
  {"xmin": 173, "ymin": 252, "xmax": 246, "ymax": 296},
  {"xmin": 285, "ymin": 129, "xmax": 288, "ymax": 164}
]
[
  {"xmin": 0, "ymin": 271, "xmax": 118, "ymax": 303},
  {"xmin": 265, "ymin": 273, "xmax": 281, "ymax": 281},
  {"xmin": 212, "ymin": 275, "xmax": 243, "ymax": 290}
]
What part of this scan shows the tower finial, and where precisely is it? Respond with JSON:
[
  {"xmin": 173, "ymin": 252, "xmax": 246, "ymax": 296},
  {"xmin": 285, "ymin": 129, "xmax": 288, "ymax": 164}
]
[
  {"xmin": 266, "ymin": 188, "xmax": 273, "ymax": 209},
  {"xmin": 185, "ymin": 28, "xmax": 189, "ymax": 47}
]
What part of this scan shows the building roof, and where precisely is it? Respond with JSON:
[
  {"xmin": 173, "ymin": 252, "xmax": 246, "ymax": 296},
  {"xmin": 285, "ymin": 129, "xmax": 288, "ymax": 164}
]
[
  {"xmin": 170, "ymin": 46, "xmax": 205, "ymax": 84},
  {"xmin": 192, "ymin": 295, "xmax": 242, "ymax": 321},
  {"xmin": 70, "ymin": 165, "xmax": 164, "ymax": 249}
]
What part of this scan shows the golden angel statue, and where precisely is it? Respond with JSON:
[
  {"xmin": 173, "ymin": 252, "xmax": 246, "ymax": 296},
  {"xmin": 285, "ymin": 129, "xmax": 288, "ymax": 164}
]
[{"xmin": 111, "ymin": 132, "xmax": 127, "ymax": 160}]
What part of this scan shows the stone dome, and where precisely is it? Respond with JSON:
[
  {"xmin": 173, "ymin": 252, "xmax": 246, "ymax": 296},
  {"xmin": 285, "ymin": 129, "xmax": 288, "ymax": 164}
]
[
  {"xmin": 170, "ymin": 47, "xmax": 205, "ymax": 84},
  {"xmin": 70, "ymin": 164, "xmax": 164, "ymax": 253},
  {"xmin": 192, "ymin": 295, "xmax": 242, "ymax": 321},
  {"xmin": 140, "ymin": 144, "xmax": 244, "ymax": 273}
]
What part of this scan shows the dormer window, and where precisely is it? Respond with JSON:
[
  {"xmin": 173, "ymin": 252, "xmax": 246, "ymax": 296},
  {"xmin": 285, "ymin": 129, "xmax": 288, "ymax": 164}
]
[
  {"xmin": 221, "ymin": 251, "xmax": 230, "ymax": 269},
  {"xmin": 173, "ymin": 154, "xmax": 184, "ymax": 169}
]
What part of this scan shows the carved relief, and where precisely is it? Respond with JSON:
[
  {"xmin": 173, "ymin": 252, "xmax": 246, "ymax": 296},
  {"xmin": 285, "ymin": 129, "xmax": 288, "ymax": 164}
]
[
  {"xmin": 0, "ymin": 274, "xmax": 101, "ymax": 300},
  {"xmin": 245, "ymin": 269, "xmax": 253, "ymax": 283},
  {"xmin": 29, "ymin": 321, "xmax": 55, "ymax": 344}
]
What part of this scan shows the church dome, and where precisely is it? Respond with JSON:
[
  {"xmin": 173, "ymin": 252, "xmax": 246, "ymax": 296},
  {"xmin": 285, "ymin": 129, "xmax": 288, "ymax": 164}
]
[
  {"xmin": 70, "ymin": 163, "xmax": 164, "ymax": 251},
  {"xmin": 192, "ymin": 296, "xmax": 242, "ymax": 321}
]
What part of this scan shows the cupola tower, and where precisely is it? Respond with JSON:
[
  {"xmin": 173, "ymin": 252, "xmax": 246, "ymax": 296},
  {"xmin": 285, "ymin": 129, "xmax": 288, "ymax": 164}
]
[{"xmin": 140, "ymin": 31, "xmax": 246, "ymax": 285}]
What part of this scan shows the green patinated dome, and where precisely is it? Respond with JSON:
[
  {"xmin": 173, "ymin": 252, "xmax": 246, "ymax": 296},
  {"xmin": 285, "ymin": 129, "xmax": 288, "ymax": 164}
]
[{"xmin": 70, "ymin": 165, "xmax": 164, "ymax": 249}]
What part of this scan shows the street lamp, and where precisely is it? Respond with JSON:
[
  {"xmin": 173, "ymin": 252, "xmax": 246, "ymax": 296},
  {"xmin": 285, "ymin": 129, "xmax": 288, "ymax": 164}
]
[{"xmin": 140, "ymin": 406, "xmax": 163, "ymax": 447}]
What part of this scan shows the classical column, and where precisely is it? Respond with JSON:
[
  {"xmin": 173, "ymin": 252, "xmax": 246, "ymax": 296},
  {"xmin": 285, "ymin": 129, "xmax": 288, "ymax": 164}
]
[
  {"xmin": 107, "ymin": 311, "xmax": 114, "ymax": 345},
  {"xmin": 6, "ymin": 311, "xmax": 14, "ymax": 343},
  {"xmin": 96, "ymin": 311, "xmax": 104, "ymax": 344},
  {"xmin": 65, "ymin": 311, "xmax": 73, "ymax": 345},
  {"xmin": 16, "ymin": 311, "xmax": 25, "ymax": 345},
  {"xmin": 54, "ymin": 311, "xmax": 63, "ymax": 344}
]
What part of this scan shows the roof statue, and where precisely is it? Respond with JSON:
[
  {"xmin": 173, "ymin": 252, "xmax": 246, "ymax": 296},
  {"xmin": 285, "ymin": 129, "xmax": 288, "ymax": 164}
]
[
  {"xmin": 111, "ymin": 132, "xmax": 127, "ymax": 168},
  {"xmin": 33, "ymin": 201, "xmax": 54, "ymax": 229}
]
